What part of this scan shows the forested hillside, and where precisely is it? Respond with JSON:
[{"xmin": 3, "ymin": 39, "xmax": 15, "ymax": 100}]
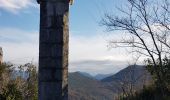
[{"xmin": 1, "ymin": 63, "xmax": 167, "ymax": 100}]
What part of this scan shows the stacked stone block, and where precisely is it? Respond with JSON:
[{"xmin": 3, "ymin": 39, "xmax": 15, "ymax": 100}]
[{"xmin": 37, "ymin": 0, "xmax": 69, "ymax": 100}]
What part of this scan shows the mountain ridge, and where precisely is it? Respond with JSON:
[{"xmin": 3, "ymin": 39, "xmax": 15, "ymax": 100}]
[{"xmin": 69, "ymin": 65, "xmax": 153, "ymax": 100}]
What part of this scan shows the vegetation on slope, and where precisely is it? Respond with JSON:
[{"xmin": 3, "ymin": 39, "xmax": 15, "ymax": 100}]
[
  {"xmin": 118, "ymin": 57, "xmax": 170, "ymax": 100},
  {"xmin": 0, "ymin": 63, "xmax": 38, "ymax": 100},
  {"xmin": 69, "ymin": 72, "xmax": 115, "ymax": 100}
]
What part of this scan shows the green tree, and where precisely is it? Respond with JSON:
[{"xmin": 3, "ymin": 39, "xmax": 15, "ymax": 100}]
[
  {"xmin": 0, "ymin": 63, "xmax": 23, "ymax": 100},
  {"xmin": 24, "ymin": 63, "xmax": 38, "ymax": 100},
  {"xmin": 0, "ymin": 63, "xmax": 13, "ymax": 95},
  {"xmin": 0, "ymin": 63, "xmax": 38, "ymax": 100},
  {"xmin": 1, "ymin": 82, "xmax": 23, "ymax": 100},
  {"xmin": 146, "ymin": 56, "xmax": 170, "ymax": 90}
]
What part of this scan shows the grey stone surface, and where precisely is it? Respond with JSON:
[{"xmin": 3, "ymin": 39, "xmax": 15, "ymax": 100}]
[
  {"xmin": 0, "ymin": 47, "xmax": 3, "ymax": 64},
  {"xmin": 38, "ymin": 0, "xmax": 69, "ymax": 100},
  {"xmin": 39, "ymin": 82, "xmax": 62, "ymax": 100}
]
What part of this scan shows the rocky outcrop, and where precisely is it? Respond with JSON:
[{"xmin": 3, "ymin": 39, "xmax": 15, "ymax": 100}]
[{"xmin": 0, "ymin": 47, "xmax": 3, "ymax": 64}]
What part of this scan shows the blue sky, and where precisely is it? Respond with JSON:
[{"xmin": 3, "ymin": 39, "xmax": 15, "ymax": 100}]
[
  {"xmin": 70, "ymin": 0, "xmax": 129, "ymax": 37},
  {"xmin": 0, "ymin": 0, "xmax": 123, "ymax": 34},
  {"xmin": 0, "ymin": 0, "xmax": 133, "ymax": 75}
]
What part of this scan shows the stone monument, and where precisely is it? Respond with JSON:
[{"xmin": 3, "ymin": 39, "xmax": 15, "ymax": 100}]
[
  {"xmin": 0, "ymin": 47, "xmax": 3, "ymax": 64},
  {"xmin": 37, "ymin": 0, "xmax": 70, "ymax": 99}
]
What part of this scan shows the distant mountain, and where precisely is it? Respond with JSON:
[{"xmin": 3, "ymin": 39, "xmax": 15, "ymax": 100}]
[
  {"xmin": 68, "ymin": 72, "xmax": 115, "ymax": 100},
  {"xmin": 11, "ymin": 70, "xmax": 29, "ymax": 80},
  {"xmin": 94, "ymin": 73, "xmax": 113, "ymax": 80},
  {"xmin": 102, "ymin": 65, "xmax": 151, "ymax": 82},
  {"xmin": 77, "ymin": 71, "xmax": 94, "ymax": 79},
  {"xmin": 68, "ymin": 65, "xmax": 153, "ymax": 100},
  {"xmin": 75, "ymin": 71, "xmax": 114, "ymax": 80},
  {"xmin": 102, "ymin": 65, "xmax": 152, "ymax": 93}
]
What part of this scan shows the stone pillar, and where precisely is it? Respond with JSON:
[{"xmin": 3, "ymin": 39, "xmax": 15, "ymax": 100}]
[
  {"xmin": 37, "ymin": 0, "xmax": 69, "ymax": 100},
  {"xmin": 0, "ymin": 47, "xmax": 3, "ymax": 64}
]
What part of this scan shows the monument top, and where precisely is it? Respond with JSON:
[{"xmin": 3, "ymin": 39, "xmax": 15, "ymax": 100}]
[{"xmin": 37, "ymin": 0, "xmax": 74, "ymax": 4}]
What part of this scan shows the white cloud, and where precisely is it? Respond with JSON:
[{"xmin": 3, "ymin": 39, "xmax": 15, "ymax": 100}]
[
  {"xmin": 0, "ymin": 0, "xmax": 38, "ymax": 13},
  {"xmin": 1, "ymin": 42, "xmax": 39, "ymax": 64},
  {"xmin": 69, "ymin": 60, "xmax": 128, "ymax": 75},
  {"xmin": 0, "ymin": 28, "xmax": 38, "ymax": 43},
  {"xmin": 0, "ymin": 28, "xmax": 133, "ymax": 74},
  {"xmin": 69, "ymin": 34, "xmax": 133, "ymax": 74},
  {"xmin": 0, "ymin": 28, "xmax": 39, "ymax": 64}
]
